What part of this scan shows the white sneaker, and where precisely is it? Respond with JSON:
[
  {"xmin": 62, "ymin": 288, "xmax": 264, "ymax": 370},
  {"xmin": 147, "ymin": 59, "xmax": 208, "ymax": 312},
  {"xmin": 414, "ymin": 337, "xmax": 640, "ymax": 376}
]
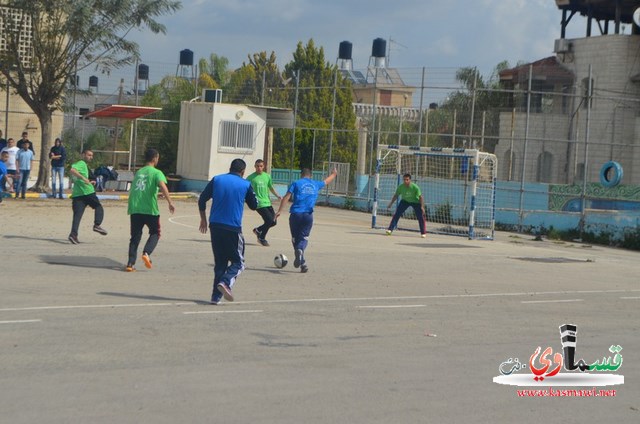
[{"xmin": 421, "ymin": 234, "xmax": 426, "ymax": 238}]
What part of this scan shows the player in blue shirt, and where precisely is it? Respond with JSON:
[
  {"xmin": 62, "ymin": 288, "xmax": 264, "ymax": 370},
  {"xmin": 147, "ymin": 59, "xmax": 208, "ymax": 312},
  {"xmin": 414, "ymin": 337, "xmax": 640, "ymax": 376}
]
[
  {"xmin": 198, "ymin": 159, "xmax": 258, "ymax": 304},
  {"xmin": 276, "ymin": 168, "xmax": 337, "ymax": 273}
]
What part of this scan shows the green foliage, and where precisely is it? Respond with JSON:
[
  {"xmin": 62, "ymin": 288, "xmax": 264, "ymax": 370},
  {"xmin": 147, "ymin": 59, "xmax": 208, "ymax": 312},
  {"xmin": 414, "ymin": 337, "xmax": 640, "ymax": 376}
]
[
  {"xmin": 139, "ymin": 76, "xmax": 196, "ymax": 174},
  {"xmin": 436, "ymin": 62, "xmax": 512, "ymax": 152},
  {"xmin": 433, "ymin": 201, "xmax": 453, "ymax": 224},
  {"xmin": 274, "ymin": 40, "xmax": 357, "ymax": 172}
]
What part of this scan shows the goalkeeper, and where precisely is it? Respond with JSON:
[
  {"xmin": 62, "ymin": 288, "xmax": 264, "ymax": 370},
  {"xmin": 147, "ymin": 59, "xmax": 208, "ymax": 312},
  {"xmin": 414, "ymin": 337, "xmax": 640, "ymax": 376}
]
[{"xmin": 386, "ymin": 173, "xmax": 427, "ymax": 237}]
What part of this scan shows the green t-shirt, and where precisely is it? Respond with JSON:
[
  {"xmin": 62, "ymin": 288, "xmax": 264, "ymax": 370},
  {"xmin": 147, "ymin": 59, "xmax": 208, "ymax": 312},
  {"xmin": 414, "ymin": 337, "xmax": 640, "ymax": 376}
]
[
  {"xmin": 247, "ymin": 171, "xmax": 274, "ymax": 208},
  {"xmin": 71, "ymin": 160, "xmax": 95, "ymax": 198},
  {"xmin": 128, "ymin": 166, "xmax": 167, "ymax": 216},
  {"xmin": 395, "ymin": 182, "xmax": 422, "ymax": 204}
]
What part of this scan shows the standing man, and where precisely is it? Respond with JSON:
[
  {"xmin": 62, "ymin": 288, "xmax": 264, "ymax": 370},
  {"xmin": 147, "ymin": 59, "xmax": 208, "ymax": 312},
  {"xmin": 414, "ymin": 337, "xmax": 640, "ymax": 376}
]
[
  {"xmin": 198, "ymin": 159, "xmax": 257, "ymax": 305},
  {"xmin": 385, "ymin": 173, "xmax": 427, "ymax": 238},
  {"xmin": 0, "ymin": 138, "xmax": 18, "ymax": 193},
  {"xmin": 247, "ymin": 159, "xmax": 281, "ymax": 246},
  {"xmin": 68, "ymin": 149, "xmax": 108, "ymax": 244},
  {"xmin": 125, "ymin": 149, "xmax": 175, "ymax": 272},
  {"xmin": 17, "ymin": 131, "xmax": 35, "ymax": 154},
  {"xmin": 276, "ymin": 168, "xmax": 337, "ymax": 273},
  {"xmin": 49, "ymin": 137, "xmax": 66, "ymax": 199},
  {"xmin": 15, "ymin": 139, "xmax": 35, "ymax": 199}
]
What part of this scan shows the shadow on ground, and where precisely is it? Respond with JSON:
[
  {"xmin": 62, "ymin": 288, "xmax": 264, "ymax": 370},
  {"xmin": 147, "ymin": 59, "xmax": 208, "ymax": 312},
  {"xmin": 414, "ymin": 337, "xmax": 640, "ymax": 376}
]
[
  {"xmin": 97, "ymin": 291, "xmax": 209, "ymax": 304},
  {"xmin": 40, "ymin": 255, "xmax": 123, "ymax": 271}
]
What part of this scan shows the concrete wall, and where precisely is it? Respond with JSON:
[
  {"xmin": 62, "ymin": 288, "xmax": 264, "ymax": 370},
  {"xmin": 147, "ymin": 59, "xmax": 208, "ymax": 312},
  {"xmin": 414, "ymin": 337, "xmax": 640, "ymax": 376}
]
[
  {"xmin": 495, "ymin": 34, "xmax": 640, "ymax": 186},
  {"xmin": 176, "ymin": 102, "xmax": 267, "ymax": 181}
]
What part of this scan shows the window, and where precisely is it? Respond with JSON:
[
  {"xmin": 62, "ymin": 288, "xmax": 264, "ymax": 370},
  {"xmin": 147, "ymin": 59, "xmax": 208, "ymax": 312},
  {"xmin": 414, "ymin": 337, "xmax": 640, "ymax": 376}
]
[
  {"xmin": 536, "ymin": 151, "xmax": 553, "ymax": 183},
  {"xmin": 218, "ymin": 120, "xmax": 256, "ymax": 152}
]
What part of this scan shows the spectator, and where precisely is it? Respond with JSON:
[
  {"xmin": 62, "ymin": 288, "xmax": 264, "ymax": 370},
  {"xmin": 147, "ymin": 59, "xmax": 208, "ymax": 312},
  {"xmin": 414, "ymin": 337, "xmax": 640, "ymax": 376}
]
[
  {"xmin": 49, "ymin": 137, "xmax": 66, "ymax": 199},
  {"xmin": 15, "ymin": 139, "xmax": 35, "ymax": 199}
]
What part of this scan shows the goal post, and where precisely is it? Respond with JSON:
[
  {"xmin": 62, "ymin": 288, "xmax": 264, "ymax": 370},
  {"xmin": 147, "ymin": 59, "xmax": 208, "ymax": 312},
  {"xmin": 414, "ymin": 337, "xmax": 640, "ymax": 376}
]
[{"xmin": 373, "ymin": 144, "xmax": 497, "ymax": 240}]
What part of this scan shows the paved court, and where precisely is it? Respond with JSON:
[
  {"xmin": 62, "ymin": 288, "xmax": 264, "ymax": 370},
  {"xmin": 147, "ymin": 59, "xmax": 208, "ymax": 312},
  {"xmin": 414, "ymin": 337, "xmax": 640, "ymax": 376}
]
[{"xmin": 0, "ymin": 198, "xmax": 638, "ymax": 423}]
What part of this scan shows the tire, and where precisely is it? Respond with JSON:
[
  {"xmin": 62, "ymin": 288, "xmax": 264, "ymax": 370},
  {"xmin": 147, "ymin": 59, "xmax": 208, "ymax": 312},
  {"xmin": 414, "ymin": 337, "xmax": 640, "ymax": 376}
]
[{"xmin": 599, "ymin": 161, "xmax": 623, "ymax": 188}]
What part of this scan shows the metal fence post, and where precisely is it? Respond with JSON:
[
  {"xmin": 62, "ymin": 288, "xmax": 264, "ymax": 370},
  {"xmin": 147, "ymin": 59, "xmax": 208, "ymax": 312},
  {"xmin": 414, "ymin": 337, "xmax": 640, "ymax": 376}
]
[{"xmin": 518, "ymin": 64, "xmax": 533, "ymax": 232}]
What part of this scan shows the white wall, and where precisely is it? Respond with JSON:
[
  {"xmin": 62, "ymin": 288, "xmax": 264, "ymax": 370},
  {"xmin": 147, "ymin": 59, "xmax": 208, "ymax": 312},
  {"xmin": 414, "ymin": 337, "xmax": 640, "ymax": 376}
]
[{"xmin": 176, "ymin": 102, "xmax": 268, "ymax": 180}]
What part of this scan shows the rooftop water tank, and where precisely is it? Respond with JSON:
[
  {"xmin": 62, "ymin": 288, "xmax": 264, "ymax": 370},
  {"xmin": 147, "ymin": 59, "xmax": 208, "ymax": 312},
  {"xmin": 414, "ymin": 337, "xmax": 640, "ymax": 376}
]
[
  {"xmin": 179, "ymin": 49, "xmax": 194, "ymax": 66},
  {"xmin": 338, "ymin": 41, "xmax": 353, "ymax": 60},
  {"xmin": 138, "ymin": 64, "xmax": 149, "ymax": 80}
]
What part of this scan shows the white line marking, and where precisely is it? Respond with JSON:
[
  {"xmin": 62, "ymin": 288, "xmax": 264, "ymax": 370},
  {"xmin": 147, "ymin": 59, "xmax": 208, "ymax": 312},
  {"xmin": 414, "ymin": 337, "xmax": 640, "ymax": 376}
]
[
  {"xmin": 357, "ymin": 305, "xmax": 426, "ymax": 309},
  {"xmin": 0, "ymin": 319, "xmax": 42, "ymax": 324},
  {"xmin": 0, "ymin": 302, "xmax": 193, "ymax": 312},
  {"xmin": 521, "ymin": 299, "xmax": 584, "ymax": 304},
  {"xmin": 620, "ymin": 296, "xmax": 640, "ymax": 300},
  {"xmin": 1, "ymin": 289, "xmax": 638, "ymax": 313},
  {"xmin": 183, "ymin": 310, "xmax": 263, "ymax": 315},
  {"xmin": 168, "ymin": 215, "xmax": 199, "ymax": 229}
]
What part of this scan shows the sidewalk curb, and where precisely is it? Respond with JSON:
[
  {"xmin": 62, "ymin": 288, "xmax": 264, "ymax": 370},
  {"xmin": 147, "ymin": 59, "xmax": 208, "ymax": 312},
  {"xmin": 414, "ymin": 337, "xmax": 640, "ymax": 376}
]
[{"xmin": 16, "ymin": 192, "xmax": 198, "ymax": 201}]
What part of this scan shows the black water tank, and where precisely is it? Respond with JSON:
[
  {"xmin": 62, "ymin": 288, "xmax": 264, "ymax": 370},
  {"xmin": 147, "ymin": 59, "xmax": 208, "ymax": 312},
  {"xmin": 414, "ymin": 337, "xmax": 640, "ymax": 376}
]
[
  {"xmin": 138, "ymin": 64, "xmax": 149, "ymax": 80},
  {"xmin": 89, "ymin": 75, "xmax": 98, "ymax": 88},
  {"xmin": 372, "ymin": 38, "xmax": 386, "ymax": 58},
  {"xmin": 338, "ymin": 41, "xmax": 352, "ymax": 60},
  {"xmin": 179, "ymin": 49, "xmax": 194, "ymax": 66}
]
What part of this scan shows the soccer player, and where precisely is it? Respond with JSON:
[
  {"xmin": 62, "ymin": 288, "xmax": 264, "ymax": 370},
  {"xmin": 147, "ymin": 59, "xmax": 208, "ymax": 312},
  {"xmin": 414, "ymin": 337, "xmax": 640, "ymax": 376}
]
[
  {"xmin": 125, "ymin": 149, "xmax": 175, "ymax": 272},
  {"xmin": 198, "ymin": 159, "xmax": 258, "ymax": 304},
  {"xmin": 386, "ymin": 173, "xmax": 427, "ymax": 237},
  {"xmin": 68, "ymin": 149, "xmax": 108, "ymax": 244},
  {"xmin": 247, "ymin": 159, "xmax": 281, "ymax": 246},
  {"xmin": 275, "ymin": 167, "xmax": 337, "ymax": 273}
]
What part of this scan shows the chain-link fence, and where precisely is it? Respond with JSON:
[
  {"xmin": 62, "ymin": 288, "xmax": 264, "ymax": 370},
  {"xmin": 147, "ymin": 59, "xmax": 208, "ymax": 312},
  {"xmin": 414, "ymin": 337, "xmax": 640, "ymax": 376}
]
[{"xmin": 5, "ymin": 60, "xmax": 639, "ymax": 241}]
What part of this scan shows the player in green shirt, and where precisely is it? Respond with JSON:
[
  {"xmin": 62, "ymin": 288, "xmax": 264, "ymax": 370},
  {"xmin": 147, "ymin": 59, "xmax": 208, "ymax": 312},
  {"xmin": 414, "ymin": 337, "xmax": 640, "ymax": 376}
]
[
  {"xmin": 68, "ymin": 149, "xmax": 108, "ymax": 244},
  {"xmin": 125, "ymin": 149, "xmax": 175, "ymax": 272},
  {"xmin": 246, "ymin": 159, "xmax": 281, "ymax": 246},
  {"xmin": 386, "ymin": 173, "xmax": 427, "ymax": 237}
]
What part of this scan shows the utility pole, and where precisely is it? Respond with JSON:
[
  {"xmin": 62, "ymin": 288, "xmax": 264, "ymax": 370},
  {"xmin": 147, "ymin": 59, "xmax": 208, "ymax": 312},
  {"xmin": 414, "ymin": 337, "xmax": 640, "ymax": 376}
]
[{"xmin": 112, "ymin": 78, "xmax": 124, "ymax": 166}]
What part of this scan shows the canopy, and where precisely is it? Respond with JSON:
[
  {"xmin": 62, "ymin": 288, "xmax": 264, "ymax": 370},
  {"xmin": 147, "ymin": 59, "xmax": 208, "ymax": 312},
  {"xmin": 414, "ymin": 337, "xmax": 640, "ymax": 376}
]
[{"xmin": 85, "ymin": 105, "xmax": 161, "ymax": 120}]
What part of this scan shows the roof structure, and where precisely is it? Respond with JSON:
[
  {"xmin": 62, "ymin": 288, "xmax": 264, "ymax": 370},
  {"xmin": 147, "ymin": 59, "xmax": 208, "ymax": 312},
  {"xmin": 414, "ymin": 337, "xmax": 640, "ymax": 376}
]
[
  {"xmin": 499, "ymin": 56, "xmax": 575, "ymax": 84},
  {"xmin": 555, "ymin": 0, "xmax": 640, "ymax": 37},
  {"xmin": 84, "ymin": 105, "xmax": 161, "ymax": 120},
  {"xmin": 556, "ymin": 0, "xmax": 639, "ymax": 23}
]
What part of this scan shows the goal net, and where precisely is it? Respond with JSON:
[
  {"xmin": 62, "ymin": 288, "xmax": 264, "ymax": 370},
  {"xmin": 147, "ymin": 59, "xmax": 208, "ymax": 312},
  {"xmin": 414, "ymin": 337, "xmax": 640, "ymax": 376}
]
[{"xmin": 373, "ymin": 145, "xmax": 497, "ymax": 240}]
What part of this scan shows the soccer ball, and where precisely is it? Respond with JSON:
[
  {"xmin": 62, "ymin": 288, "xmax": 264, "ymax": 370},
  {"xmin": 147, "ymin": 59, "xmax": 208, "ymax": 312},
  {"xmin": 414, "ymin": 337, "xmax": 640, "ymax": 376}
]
[{"xmin": 274, "ymin": 253, "xmax": 288, "ymax": 269}]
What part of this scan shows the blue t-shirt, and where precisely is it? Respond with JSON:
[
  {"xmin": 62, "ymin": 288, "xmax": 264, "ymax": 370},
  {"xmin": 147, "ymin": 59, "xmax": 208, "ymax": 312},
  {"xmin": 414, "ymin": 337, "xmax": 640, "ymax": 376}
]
[
  {"xmin": 0, "ymin": 161, "xmax": 6, "ymax": 193},
  {"xmin": 288, "ymin": 178, "xmax": 325, "ymax": 213},
  {"xmin": 198, "ymin": 172, "xmax": 258, "ymax": 232},
  {"xmin": 16, "ymin": 149, "xmax": 34, "ymax": 170}
]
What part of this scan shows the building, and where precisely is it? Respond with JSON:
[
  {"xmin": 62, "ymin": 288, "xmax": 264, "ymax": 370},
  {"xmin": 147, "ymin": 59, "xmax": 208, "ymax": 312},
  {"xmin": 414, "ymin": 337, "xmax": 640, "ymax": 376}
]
[
  {"xmin": 494, "ymin": 0, "xmax": 640, "ymax": 185},
  {"xmin": 176, "ymin": 97, "xmax": 293, "ymax": 191}
]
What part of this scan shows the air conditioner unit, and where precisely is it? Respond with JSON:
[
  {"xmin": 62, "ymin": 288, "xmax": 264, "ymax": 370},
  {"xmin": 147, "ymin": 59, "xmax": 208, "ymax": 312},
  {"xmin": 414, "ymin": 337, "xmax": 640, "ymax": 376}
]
[
  {"xmin": 202, "ymin": 89, "xmax": 223, "ymax": 103},
  {"xmin": 554, "ymin": 38, "xmax": 572, "ymax": 54}
]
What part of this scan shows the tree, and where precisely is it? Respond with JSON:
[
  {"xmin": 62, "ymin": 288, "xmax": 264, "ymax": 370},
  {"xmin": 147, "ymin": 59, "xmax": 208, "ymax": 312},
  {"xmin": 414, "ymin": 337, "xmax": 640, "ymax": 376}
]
[
  {"xmin": 223, "ymin": 51, "xmax": 287, "ymax": 106},
  {"xmin": 437, "ymin": 61, "xmax": 511, "ymax": 152},
  {"xmin": 276, "ymin": 40, "xmax": 357, "ymax": 172},
  {"xmin": 0, "ymin": 0, "xmax": 181, "ymax": 191},
  {"xmin": 199, "ymin": 53, "xmax": 229, "ymax": 88}
]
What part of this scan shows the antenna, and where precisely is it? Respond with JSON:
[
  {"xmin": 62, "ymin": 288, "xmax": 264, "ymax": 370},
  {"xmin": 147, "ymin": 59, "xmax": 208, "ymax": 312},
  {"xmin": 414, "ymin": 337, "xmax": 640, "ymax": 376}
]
[{"xmin": 387, "ymin": 37, "xmax": 407, "ymax": 66}]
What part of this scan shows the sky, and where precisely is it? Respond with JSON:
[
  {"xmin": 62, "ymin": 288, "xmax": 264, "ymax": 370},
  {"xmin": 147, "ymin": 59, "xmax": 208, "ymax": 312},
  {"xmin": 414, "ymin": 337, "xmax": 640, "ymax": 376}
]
[{"xmin": 82, "ymin": 0, "xmax": 623, "ymax": 94}]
